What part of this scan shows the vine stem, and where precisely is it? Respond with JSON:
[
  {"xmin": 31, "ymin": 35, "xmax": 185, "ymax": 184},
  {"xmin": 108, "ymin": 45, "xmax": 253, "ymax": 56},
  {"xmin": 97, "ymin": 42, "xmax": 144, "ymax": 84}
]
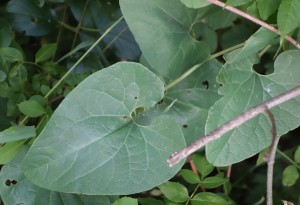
[
  {"xmin": 263, "ymin": 107, "xmax": 278, "ymax": 205},
  {"xmin": 207, "ymin": 0, "xmax": 300, "ymax": 49},
  {"xmin": 167, "ymin": 85, "xmax": 300, "ymax": 167},
  {"xmin": 19, "ymin": 16, "xmax": 124, "ymax": 125}
]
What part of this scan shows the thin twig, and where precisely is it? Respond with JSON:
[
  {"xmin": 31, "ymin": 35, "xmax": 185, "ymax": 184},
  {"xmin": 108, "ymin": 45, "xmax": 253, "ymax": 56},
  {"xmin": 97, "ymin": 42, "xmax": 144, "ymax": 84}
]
[
  {"xmin": 207, "ymin": 0, "xmax": 300, "ymax": 49},
  {"xmin": 167, "ymin": 85, "xmax": 300, "ymax": 167},
  {"xmin": 263, "ymin": 107, "xmax": 279, "ymax": 205}
]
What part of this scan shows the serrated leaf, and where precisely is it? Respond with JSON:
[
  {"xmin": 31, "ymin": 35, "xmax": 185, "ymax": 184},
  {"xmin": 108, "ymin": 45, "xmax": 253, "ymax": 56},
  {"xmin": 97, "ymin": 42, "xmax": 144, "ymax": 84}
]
[
  {"xmin": 229, "ymin": 27, "xmax": 278, "ymax": 63},
  {"xmin": 201, "ymin": 176, "xmax": 228, "ymax": 189},
  {"xmin": 0, "ymin": 126, "xmax": 35, "ymax": 143},
  {"xmin": 120, "ymin": 0, "xmax": 210, "ymax": 79},
  {"xmin": 22, "ymin": 62, "xmax": 185, "ymax": 195},
  {"xmin": 294, "ymin": 146, "xmax": 300, "ymax": 163},
  {"xmin": 18, "ymin": 100, "xmax": 45, "ymax": 117},
  {"xmin": 191, "ymin": 192, "xmax": 231, "ymax": 205},
  {"xmin": 206, "ymin": 50, "xmax": 300, "ymax": 166},
  {"xmin": 0, "ymin": 146, "xmax": 112, "ymax": 205},
  {"xmin": 0, "ymin": 140, "xmax": 24, "ymax": 164},
  {"xmin": 35, "ymin": 43, "xmax": 57, "ymax": 63},
  {"xmin": 112, "ymin": 197, "xmax": 138, "ymax": 205},
  {"xmin": 158, "ymin": 181, "xmax": 189, "ymax": 203},
  {"xmin": 0, "ymin": 47, "xmax": 23, "ymax": 62},
  {"xmin": 277, "ymin": 0, "xmax": 300, "ymax": 43},
  {"xmin": 282, "ymin": 165, "xmax": 299, "ymax": 186},
  {"xmin": 192, "ymin": 154, "xmax": 214, "ymax": 178},
  {"xmin": 180, "ymin": 0, "xmax": 211, "ymax": 8},
  {"xmin": 257, "ymin": 0, "xmax": 281, "ymax": 20},
  {"xmin": 180, "ymin": 169, "xmax": 200, "ymax": 184}
]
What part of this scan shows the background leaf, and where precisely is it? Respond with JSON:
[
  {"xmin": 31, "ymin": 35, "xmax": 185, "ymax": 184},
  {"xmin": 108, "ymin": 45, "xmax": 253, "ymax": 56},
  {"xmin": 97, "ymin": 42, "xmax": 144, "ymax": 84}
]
[
  {"xmin": 6, "ymin": 0, "xmax": 56, "ymax": 36},
  {"xmin": 0, "ymin": 126, "xmax": 35, "ymax": 143},
  {"xmin": 0, "ymin": 140, "xmax": 25, "ymax": 164},
  {"xmin": 257, "ymin": 0, "xmax": 281, "ymax": 20},
  {"xmin": 229, "ymin": 27, "xmax": 278, "ymax": 63},
  {"xmin": 22, "ymin": 62, "xmax": 185, "ymax": 195},
  {"xmin": 35, "ymin": 43, "xmax": 57, "ymax": 63},
  {"xmin": 206, "ymin": 50, "xmax": 300, "ymax": 166},
  {"xmin": 277, "ymin": 0, "xmax": 300, "ymax": 42},
  {"xmin": 120, "ymin": 0, "xmax": 210, "ymax": 79}
]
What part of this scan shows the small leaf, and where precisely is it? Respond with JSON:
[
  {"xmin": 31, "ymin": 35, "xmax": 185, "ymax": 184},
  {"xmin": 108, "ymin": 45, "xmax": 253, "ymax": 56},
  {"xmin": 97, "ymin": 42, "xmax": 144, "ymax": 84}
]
[
  {"xmin": 294, "ymin": 146, "xmax": 300, "ymax": 163},
  {"xmin": 0, "ymin": 19, "xmax": 13, "ymax": 47},
  {"xmin": 192, "ymin": 154, "xmax": 214, "ymax": 179},
  {"xmin": 191, "ymin": 192, "xmax": 231, "ymax": 205},
  {"xmin": 158, "ymin": 181, "xmax": 189, "ymax": 203},
  {"xmin": 256, "ymin": 148, "xmax": 269, "ymax": 166},
  {"xmin": 257, "ymin": 0, "xmax": 281, "ymax": 20},
  {"xmin": 112, "ymin": 197, "xmax": 138, "ymax": 205},
  {"xmin": 282, "ymin": 165, "xmax": 299, "ymax": 187},
  {"xmin": 0, "ymin": 47, "xmax": 23, "ymax": 62},
  {"xmin": 180, "ymin": 169, "xmax": 200, "ymax": 184},
  {"xmin": 277, "ymin": 0, "xmax": 300, "ymax": 43},
  {"xmin": 35, "ymin": 43, "xmax": 57, "ymax": 63},
  {"xmin": 138, "ymin": 198, "xmax": 164, "ymax": 205},
  {"xmin": 0, "ymin": 126, "xmax": 36, "ymax": 143},
  {"xmin": 18, "ymin": 100, "xmax": 45, "ymax": 117},
  {"xmin": 201, "ymin": 176, "xmax": 229, "ymax": 189},
  {"xmin": 180, "ymin": 0, "xmax": 211, "ymax": 8},
  {"xmin": 0, "ymin": 140, "xmax": 24, "ymax": 164}
]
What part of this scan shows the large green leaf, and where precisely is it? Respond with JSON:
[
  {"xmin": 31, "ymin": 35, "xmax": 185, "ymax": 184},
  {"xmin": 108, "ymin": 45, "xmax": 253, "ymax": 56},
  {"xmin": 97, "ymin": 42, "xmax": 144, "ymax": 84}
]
[
  {"xmin": 206, "ymin": 50, "xmax": 300, "ymax": 166},
  {"xmin": 277, "ymin": 0, "xmax": 300, "ymax": 42},
  {"xmin": 120, "ymin": 0, "xmax": 210, "ymax": 79},
  {"xmin": 0, "ymin": 146, "xmax": 113, "ymax": 205},
  {"xmin": 22, "ymin": 62, "xmax": 185, "ymax": 195}
]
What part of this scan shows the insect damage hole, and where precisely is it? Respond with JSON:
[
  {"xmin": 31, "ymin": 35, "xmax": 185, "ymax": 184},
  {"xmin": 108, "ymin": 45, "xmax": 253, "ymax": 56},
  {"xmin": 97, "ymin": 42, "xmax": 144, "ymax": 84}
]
[{"xmin": 202, "ymin": 80, "xmax": 209, "ymax": 89}]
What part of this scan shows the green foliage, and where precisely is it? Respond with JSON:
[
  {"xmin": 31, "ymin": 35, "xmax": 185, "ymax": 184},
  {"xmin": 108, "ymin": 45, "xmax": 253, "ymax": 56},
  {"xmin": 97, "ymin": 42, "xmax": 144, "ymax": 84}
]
[{"xmin": 0, "ymin": 0, "xmax": 300, "ymax": 204}]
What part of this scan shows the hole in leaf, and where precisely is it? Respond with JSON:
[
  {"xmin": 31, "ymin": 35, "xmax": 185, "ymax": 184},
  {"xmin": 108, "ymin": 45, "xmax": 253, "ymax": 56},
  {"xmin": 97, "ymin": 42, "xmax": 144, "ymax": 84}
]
[
  {"xmin": 253, "ymin": 53, "xmax": 274, "ymax": 75},
  {"xmin": 182, "ymin": 124, "xmax": 188, "ymax": 128},
  {"xmin": 158, "ymin": 99, "xmax": 164, "ymax": 104},
  {"xmin": 202, "ymin": 80, "xmax": 209, "ymax": 89},
  {"xmin": 11, "ymin": 180, "xmax": 17, "ymax": 185},
  {"xmin": 5, "ymin": 180, "xmax": 11, "ymax": 186}
]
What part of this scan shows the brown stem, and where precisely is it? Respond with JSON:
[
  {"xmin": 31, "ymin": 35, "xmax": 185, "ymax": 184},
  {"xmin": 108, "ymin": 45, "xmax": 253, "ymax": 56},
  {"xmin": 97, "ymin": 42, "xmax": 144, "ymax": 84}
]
[
  {"xmin": 167, "ymin": 85, "xmax": 300, "ymax": 167},
  {"xmin": 263, "ymin": 107, "xmax": 278, "ymax": 205},
  {"xmin": 207, "ymin": 0, "xmax": 300, "ymax": 49}
]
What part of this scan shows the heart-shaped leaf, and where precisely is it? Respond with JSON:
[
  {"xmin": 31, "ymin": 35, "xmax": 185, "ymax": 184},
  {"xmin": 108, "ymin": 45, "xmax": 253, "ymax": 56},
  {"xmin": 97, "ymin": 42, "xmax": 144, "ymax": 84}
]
[
  {"xmin": 120, "ymin": 0, "xmax": 210, "ymax": 79},
  {"xmin": 22, "ymin": 62, "xmax": 185, "ymax": 195},
  {"xmin": 206, "ymin": 50, "xmax": 300, "ymax": 166}
]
